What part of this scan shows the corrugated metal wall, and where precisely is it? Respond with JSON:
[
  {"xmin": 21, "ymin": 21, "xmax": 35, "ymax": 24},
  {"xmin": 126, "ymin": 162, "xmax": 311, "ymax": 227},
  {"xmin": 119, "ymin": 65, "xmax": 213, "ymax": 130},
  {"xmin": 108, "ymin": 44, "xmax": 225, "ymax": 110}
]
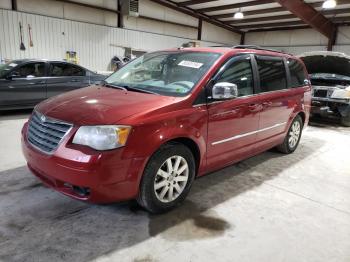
[
  {"xmin": 267, "ymin": 46, "xmax": 327, "ymax": 54},
  {"xmin": 0, "ymin": 9, "xmax": 228, "ymax": 71},
  {"xmin": 245, "ymin": 27, "xmax": 350, "ymax": 55}
]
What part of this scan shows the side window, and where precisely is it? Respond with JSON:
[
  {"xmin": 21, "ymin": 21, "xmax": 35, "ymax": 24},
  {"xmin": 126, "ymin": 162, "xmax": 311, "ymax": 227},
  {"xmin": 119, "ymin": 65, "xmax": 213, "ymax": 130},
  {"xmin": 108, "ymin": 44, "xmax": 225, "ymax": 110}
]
[
  {"xmin": 49, "ymin": 63, "xmax": 85, "ymax": 77},
  {"xmin": 288, "ymin": 59, "xmax": 307, "ymax": 87},
  {"xmin": 70, "ymin": 65, "xmax": 85, "ymax": 76},
  {"xmin": 13, "ymin": 63, "xmax": 45, "ymax": 78},
  {"xmin": 49, "ymin": 63, "xmax": 65, "ymax": 77},
  {"xmin": 216, "ymin": 58, "xmax": 254, "ymax": 97},
  {"xmin": 256, "ymin": 57, "xmax": 287, "ymax": 92}
]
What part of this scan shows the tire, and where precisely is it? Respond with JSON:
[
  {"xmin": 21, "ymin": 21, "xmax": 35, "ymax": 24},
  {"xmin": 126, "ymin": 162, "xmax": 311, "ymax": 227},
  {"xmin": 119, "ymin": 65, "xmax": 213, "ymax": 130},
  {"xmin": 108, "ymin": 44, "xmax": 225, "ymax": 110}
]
[
  {"xmin": 276, "ymin": 115, "xmax": 303, "ymax": 154},
  {"xmin": 137, "ymin": 142, "xmax": 196, "ymax": 213},
  {"xmin": 340, "ymin": 116, "xmax": 350, "ymax": 127}
]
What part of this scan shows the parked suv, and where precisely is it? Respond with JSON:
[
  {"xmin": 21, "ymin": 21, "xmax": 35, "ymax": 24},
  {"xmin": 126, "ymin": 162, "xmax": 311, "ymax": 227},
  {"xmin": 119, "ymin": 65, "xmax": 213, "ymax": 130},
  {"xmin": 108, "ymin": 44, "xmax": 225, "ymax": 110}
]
[
  {"xmin": 299, "ymin": 51, "xmax": 350, "ymax": 126},
  {"xmin": 21, "ymin": 46, "xmax": 311, "ymax": 213},
  {"xmin": 0, "ymin": 59, "xmax": 105, "ymax": 110}
]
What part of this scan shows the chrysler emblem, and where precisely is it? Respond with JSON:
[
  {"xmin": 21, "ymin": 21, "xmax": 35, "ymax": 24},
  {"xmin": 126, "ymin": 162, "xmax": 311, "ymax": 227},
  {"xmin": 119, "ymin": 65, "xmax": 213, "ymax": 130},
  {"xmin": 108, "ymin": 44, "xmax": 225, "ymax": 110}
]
[{"xmin": 40, "ymin": 115, "xmax": 46, "ymax": 122}]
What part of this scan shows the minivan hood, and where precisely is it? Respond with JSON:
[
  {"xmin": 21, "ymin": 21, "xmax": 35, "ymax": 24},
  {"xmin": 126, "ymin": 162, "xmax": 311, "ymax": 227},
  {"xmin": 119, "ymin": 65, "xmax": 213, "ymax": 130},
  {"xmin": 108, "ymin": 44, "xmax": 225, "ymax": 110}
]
[
  {"xmin": 36, "ymin": 85, "xmax": 179, "ymax": 125},
  {"xmin": 299, "ymin": 51, "xmax": 350, "ymax": 77}
]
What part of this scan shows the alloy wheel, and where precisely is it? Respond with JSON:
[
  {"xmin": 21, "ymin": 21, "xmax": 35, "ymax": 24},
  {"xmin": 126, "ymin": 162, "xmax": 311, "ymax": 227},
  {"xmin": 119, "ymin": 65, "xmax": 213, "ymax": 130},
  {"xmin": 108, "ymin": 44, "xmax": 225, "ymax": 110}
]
[
  {"xmin": 288, "ymin": 121, "xmax": 301, "ymax": 149},
  {"xmin": 154, "ymin": 155, "xmax": 189, "ymax": 203}
]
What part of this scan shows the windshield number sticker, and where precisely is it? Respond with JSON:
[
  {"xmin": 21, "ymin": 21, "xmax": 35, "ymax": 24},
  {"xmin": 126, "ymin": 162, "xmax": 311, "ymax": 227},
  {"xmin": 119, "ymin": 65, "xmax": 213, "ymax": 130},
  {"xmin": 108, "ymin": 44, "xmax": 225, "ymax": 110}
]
[{"xmin": 178, "ymin": 60, "xmax": 203, "ymax": 69}]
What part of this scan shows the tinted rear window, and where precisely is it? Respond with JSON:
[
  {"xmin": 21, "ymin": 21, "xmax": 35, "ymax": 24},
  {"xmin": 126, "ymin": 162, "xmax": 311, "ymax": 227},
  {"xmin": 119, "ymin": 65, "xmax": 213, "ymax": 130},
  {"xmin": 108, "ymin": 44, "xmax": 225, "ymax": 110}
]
[
  {"xmin": 288, "ymin": 59, "xmax": 307, "ymax": 87},
  {"xmin": 256, "ymin": 57, "xmax": 287, "ymax": 92}
]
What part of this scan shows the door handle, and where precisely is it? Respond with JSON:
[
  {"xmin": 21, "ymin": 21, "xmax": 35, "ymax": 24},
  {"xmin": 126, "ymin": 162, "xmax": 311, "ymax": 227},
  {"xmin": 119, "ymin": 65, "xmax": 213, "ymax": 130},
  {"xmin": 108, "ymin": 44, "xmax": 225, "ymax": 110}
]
[
  {"xmin": 71, "ymin": 79, "xmax": 80, "ymax": 82},
  {"xmin": 262, "ymin": 101, "xmax": 272, "ymax": 107},
  {"xmin": 28, "ymin": 81, "xmax": 45, "ymax": 85}
]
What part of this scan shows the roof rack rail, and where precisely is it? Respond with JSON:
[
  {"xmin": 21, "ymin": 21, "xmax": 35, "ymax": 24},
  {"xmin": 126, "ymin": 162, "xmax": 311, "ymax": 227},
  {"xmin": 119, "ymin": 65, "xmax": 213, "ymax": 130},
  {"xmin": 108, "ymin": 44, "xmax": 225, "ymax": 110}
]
[
  {"xmin": 232, "ymin": 45, "xmax": 286, "ymax": 54},
  {"xmin": 208, "ymin": 45, "xmax": 231, "ymax": 47}
]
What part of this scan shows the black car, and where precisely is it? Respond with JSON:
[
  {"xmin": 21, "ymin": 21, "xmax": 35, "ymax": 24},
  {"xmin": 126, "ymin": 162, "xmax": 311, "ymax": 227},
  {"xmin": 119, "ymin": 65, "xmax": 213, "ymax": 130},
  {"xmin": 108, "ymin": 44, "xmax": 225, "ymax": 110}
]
[
  {"xmin": 299, "ymin": 51, "xmax": 350, "ymax": 127},
  {"xmin": 0, "ymin": 59, "xmax": 106, "ymax": 110}
]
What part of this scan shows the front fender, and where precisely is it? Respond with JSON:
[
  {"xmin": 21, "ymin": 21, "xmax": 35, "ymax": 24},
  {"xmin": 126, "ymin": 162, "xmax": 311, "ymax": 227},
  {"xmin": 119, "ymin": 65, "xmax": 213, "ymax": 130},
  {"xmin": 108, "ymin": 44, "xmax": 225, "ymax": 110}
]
[{"xmin": 122, "ymin": 106, "xmax": 208, "ymax": 171}]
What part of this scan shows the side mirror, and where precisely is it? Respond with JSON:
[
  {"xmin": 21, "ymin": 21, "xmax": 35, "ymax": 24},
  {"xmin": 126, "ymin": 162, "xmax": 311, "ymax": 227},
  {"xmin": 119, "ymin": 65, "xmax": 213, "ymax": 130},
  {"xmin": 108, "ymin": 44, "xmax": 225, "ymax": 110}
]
[
  {"xmin": 212, "ymin": 82, "xmax": 238, "ymax": 100},
  {"xmin": 6, "ymin": 71, "xmax": 20, "ymax": 80}
]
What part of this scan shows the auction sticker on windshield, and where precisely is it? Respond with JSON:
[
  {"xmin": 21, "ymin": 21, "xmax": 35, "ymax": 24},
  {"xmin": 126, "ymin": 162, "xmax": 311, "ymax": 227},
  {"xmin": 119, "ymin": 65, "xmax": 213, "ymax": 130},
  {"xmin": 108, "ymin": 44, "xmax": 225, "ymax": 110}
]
[{"xmin": 178, "ymin": 60, "xmax": 203, "ymax": 69}]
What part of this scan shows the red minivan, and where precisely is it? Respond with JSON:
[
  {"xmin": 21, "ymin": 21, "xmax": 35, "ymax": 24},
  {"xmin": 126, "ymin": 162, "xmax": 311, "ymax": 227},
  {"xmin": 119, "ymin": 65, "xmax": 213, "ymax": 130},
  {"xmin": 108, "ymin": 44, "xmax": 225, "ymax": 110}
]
[{"xmin": 21, "ymin": 46, "xmax": 311, "ymax": 213}]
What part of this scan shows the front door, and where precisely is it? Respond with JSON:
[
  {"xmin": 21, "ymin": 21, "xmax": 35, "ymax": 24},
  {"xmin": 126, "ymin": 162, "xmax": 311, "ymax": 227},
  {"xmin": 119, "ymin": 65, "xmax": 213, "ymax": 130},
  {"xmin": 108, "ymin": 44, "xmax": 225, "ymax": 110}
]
[
  {"xmin": 0, "ymin": 62, "xmax": 46, "ymax": 108},
  {"xmin": 206, "ymin": 55, "xmax": 261, "ymax": 171}
]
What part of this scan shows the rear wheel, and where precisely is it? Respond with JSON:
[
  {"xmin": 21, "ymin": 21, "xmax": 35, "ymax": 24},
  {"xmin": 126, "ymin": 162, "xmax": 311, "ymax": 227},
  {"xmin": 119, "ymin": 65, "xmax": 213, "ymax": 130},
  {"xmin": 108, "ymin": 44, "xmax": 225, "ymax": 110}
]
[
  {"xmin": 276, "ymin": 115, "xmax": 303, "ymax": 154},
  {"xmin": 137, "ymin": 143, "xmax": 195, "ymax": 213}
]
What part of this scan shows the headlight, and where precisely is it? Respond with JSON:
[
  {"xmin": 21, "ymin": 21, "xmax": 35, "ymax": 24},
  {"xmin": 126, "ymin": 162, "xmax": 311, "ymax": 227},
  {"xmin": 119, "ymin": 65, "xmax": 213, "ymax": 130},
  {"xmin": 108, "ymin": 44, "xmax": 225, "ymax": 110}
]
[
  {"xmin": 331, "ymin": 86, "xmax": 350, "ymax": 99},
  {"xmin": 73, "ymin": 125, "xmax": 132, "ymax": 150}
]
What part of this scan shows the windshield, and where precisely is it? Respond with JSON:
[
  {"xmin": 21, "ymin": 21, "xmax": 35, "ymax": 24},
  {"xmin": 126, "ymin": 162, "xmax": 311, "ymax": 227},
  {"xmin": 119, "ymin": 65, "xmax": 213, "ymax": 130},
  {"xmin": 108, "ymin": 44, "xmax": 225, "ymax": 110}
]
[
  {"xmin": 0, "ymin": 62, "xmax": 19, "ymax": 78},
  {"xmin": 105, "ymin": 51, "xmax": 221, "ymax": 96}
]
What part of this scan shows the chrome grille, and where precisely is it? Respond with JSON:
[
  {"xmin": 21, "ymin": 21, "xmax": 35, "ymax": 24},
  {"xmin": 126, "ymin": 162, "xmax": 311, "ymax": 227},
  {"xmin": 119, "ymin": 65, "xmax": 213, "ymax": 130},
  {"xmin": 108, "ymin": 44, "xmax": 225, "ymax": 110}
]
[
  {"xmin": 27, "ymin": 111, "xmax": 72, "ymax": 154},
  {"xmin": 313, "ymin": 89, "xmax": 328, "ymax": 98}
]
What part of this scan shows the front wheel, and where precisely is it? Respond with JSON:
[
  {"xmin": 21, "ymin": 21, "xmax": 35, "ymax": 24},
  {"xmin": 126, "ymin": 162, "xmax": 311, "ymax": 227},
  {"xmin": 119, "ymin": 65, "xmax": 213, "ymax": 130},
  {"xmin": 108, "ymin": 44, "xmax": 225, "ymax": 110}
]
[
  {"xmin": 137, "ymin": 143, "xmax": 195, "ymax": 213},
  {"xmin": 276, "ymin": 115, "xmax": 303, "ymax": 154}
]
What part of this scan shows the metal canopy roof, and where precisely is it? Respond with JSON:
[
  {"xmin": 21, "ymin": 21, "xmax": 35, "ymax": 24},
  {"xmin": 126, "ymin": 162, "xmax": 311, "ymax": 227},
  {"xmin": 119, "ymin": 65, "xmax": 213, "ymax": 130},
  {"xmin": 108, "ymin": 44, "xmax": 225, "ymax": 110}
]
[{"xmin": 150, "ymin": 0, "xmax": 350, "ymax": 33}]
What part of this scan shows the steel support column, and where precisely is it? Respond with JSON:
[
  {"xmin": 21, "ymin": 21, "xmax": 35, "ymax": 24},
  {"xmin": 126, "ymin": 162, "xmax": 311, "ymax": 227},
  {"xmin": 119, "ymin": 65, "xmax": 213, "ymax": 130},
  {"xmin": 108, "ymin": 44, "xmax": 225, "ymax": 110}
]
[{"xmin": 197, "ymin": 18, "xmax": 202, "ymax": 40}]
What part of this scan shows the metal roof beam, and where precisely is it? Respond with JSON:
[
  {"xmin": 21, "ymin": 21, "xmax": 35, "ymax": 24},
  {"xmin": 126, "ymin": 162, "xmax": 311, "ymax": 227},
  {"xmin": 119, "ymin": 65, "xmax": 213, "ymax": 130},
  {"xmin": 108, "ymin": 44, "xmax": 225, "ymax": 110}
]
[
  {"xmin": 226, "ymin": 8, "xmax": 350, "ymax": 24},
  {"xmin": 149, "ymin": 0, "xmax": 242, "ymax": 34},
  {"xmin": 275, "ymin": 0, "xmax": 336, "ymax": 38},
  {"xmin": 238, "ymin": 16, "xmax": 350, "ymax": 30},
  {"xmin": 196, "ymin": 0, "xmax": 275, "ymax": 13},
  {"xmin": 228, "ymin": 14, "xmax": 296, "ymax": 24},
  {"xmin": 178, "ymin": 0, "xmax": 217, "ymax": 6},
  {"xmin": 237, "ymin": 20, "xmax": 306, "ymax": 30},
  {"xmin": 248, "ymin": 25, "xmax": 311, "ymax": 32},
  {"xmin": 212, "ymin": 0, "xmax": 350, "ymax": 20},
  {"xmin": 212, "ymin": 7, "xmax": 286, "ymax": 19}
]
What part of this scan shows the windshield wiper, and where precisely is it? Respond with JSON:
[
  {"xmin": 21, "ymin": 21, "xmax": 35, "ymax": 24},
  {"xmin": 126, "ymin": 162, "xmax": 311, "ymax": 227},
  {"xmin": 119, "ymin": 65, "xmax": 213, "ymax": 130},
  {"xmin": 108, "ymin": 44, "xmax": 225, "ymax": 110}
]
[
  {"xmin": 102, "ymin": 81, "xmax": 159, "ymax": 95},
  {"xmin": 124, "ymin": 86, "xmax": 159, "ymax": 95},
  {"xmin": 111, "ymin": 83, "xmax": 159, "ymax": 95},
  {"xmin": 101, "ymin": 81, "xmax": 127, "ymax": 91}
]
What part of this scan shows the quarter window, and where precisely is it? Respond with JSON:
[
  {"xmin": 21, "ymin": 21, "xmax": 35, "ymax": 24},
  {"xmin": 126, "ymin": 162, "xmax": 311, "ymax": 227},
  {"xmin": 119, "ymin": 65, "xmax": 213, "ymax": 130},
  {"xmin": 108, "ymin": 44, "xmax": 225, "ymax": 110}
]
[
  {"xmin": 288, "ymin": 59, "xmax": 307, "ymax": 87},
  {"xmin": 216, "ymin": 58, "xmax": 254, "ymax": 97},
  {"xmin": 256, "ymin": 57, "xmax": 287, "ymax": 92},
  {"xmin": 49, "ymin": 63, "xmax": 85, "ymax": 77}
]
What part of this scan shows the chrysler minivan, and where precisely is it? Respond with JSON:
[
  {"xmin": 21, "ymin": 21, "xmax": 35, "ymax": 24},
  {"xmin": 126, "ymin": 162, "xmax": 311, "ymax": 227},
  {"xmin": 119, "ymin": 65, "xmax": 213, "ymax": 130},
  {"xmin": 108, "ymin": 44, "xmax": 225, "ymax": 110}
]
[{"xmin": 21, "ymin": 46, "xmax": 311, "ymax": 213}]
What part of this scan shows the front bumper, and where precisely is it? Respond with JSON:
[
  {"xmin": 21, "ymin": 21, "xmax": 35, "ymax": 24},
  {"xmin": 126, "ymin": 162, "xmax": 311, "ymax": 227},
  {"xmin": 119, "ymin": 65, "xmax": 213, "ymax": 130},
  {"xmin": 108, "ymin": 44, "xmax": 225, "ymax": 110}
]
[
  {"xmin": 311, "ymin": 97, "xmax": 350, "ymax": 118},
  {"xmin": 21, "ymin": 122, "xmax": 147, "ymax": 203}
]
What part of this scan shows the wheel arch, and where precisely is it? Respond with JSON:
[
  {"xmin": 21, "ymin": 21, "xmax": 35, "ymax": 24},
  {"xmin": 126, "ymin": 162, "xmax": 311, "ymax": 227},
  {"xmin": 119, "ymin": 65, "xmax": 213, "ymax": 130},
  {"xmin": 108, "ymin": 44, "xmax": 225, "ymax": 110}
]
[
  {"xmin": 297, "ymin": 111, "xmax": 306, "ymax": 124},
  {"xmin": 165, "ymin": 137, "xmax": 201, "ymax": 175}
]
